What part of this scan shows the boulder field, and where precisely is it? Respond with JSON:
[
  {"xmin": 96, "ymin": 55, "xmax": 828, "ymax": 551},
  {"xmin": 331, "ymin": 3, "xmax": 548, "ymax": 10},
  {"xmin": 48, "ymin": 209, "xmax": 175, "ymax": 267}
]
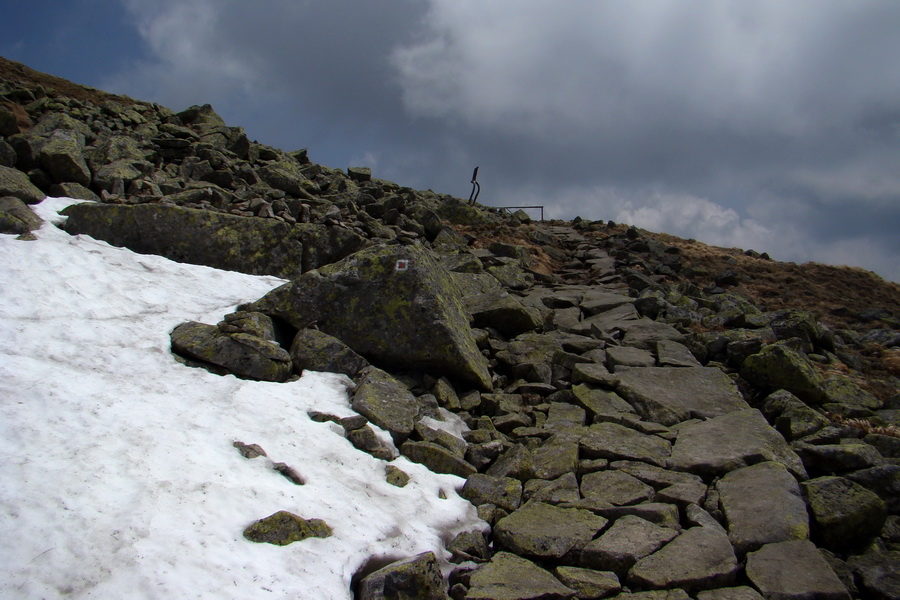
[{"xmin": 2, "ymin": 58, "xmax": 899, "ymax": 600}]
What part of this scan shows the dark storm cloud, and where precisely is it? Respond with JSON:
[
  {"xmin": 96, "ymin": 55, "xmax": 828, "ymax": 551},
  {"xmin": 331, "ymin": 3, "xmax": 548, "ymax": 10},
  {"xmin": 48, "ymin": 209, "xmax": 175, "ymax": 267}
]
[{"xmin": 103, "ymin": 0, "xmax": 900, "ymax": 280}]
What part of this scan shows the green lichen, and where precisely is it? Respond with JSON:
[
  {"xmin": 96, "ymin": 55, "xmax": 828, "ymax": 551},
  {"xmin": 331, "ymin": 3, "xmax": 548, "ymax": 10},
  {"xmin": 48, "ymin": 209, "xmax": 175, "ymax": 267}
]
[{"xmin": 243, "ymin": 511, "xmax": 332, "ymax": 546}]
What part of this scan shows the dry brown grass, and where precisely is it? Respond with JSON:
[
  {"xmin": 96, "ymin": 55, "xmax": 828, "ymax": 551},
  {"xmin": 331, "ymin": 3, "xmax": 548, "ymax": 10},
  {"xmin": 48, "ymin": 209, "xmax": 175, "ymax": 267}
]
[{"xmin": 0, "ymin": 56, "xmax": 138, "ymax": 107}]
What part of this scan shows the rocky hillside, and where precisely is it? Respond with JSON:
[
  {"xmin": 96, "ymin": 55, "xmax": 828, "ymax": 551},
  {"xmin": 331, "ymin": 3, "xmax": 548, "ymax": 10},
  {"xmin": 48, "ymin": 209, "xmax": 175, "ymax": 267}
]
[{"xmin": 1, "ymin": 56, "xmax": 899, "ymax": 600}]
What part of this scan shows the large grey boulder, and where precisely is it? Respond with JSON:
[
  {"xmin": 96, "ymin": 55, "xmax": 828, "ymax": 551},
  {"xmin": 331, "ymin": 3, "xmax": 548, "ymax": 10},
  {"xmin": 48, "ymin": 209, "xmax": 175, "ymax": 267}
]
[
  {"xmin": 761, "ymin": 389, "xmax": 830, "ymax": 441},
  {"xmin": 256, "ymin": 160, "xmax": 318, "ymax": 198},
  {"xmin": 792, "ymin": 440, "xmax": 884, "ymax": 475},
  {"xmin": 846, "ymin": 464, "xmax": 900, "ymax": 512},
  {"xmin": 38, "ymin": 129, "xmax": 91, "ymax": 186},
  {"xmin": 581, "ymin": 515, "xmax": 678, "ymax": 575},
  {"xmin": 251, "ymin": 244, "xmax": 492, "ymax": 390},
  {"xmin": 668, "ymin": 409, "xmax": 808, "ymax": 480},
  {"xmin": 614, "ymin": 367, "xmax": 749, "ymax": 426},
  {"xmin": 466, "ymin": 552, "xmax": 576, "ymax": 600},
  {"xmin": 715, "ymin": 462, "xmax": 809, "ymax": 556},
  {"xmin": 0, "ymin": 165, "xmax": 44, "ymax": 204},
  {"xmin": 465, "ymin": 291, "xmax": 543, "ymax": 337},
  {"xmin": 494, "ymin": 501, "xmax": 608, "ymax": 559},
  {"xmin": 801, "ymin": 475, "xmax": 887, "ymax": 553},
  {"xmin": 741, "ymin": 343, "xmax": 826, "ymax": 404},
  {"xmin": 745, "ymin": 540, "xmax": 850, "ymax": 600},
  {"xmin": 0, "ymin": 196, "xmax": 42, "ymax": 234},
  {"xmin": 357, "ymin": 551, "xmax": 448, "ymax": 600},
  {"xmin": 351, "ymin": 366, "xmax": 420, "ymax": 443},
  {"xmin": 170, "ymin": 321, "xmax": 292, "ymax": 382},
  {"xmin": 61, "ymin": 202, "xmax": 366, "ymax": 278},
  {"xmin": 627, "ymin": 526, "xmax": 739, "ymax": 592}
]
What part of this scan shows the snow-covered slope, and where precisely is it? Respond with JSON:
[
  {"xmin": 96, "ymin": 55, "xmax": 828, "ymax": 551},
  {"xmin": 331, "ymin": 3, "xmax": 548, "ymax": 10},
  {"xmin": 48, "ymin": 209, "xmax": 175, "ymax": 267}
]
[{"xmin": 0, "ymin": 198, "xmax": 481, "ymax": 599}]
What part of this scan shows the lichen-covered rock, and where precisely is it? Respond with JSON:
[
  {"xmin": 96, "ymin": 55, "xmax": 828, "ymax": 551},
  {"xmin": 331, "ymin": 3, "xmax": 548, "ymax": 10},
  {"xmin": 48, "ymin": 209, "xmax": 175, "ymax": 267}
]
[
  {"xmin": 580, "ymin": 422, "xmax": 672, "ymax": 468},
  {"xmin": 740, "ymin": 343, "xmax": 826, "ymax": 404},
  {"xmin": 385, "ymin": 464, "xmax": 410, "ymax": 487},
  {"xmin": 495, "ymin": 501, "xmax": 608, "ymax": 560},
  {"xmin": 357, "ymin": 551, "xmax": 448, "ymax": 600},
  {"xmin": 668, "ymin": 409, "xmax": 808, "ymax": 480},
  {"xmin": 0, "ymin": 195, "xmax": 43, "ymax": 234},
  {"xmin": 0, "ymin": 165, "xmax": 44, "ymax": 204},
  {"xmin": 745, "ymin": 540, "xmax": 850, "ymax": 600},
  {"xmin": 290, "ymin": 328, "xmax": 369, "ymax": 377},
  {"xmin": 581, "ymin": 515, "xmax": 678, "ymax": 575},
  {"xmin": 486, "ymin": 443, "xmax": 536, "ymax": 482},
  {"xmin": 466, "ymin": 552, "xmax": 576, "ymax": 600},
  {"xmin": 847, "ymin": 549, "xmax": 900, "ymax": 600},
  {"xmin": 461, "ymin": 473, "xmax": 524, "ymax": 512},
  {"xmin": 801, "ymin": 475, "xmax": 887, "ymax": 552},
  {"xmin": 696, "ymin": 587, "xmax": 764, "ymax": 600},
  {"xmin": 715, "ymin": 461, "xmax": 809, "ymax": 556},
  {"xmin": 820, "ymin": 373, "xmax": 883, "ymax": 411},
  {"xmin": 761, "ymin": 389, "xmax": 830, "ymax": 441},
  {"xmin": 580, "ymin": 470, "xmax": 655, "ymax": 506},
  {"xmin": 346, "ymin": 425, "xmax": 397, "ymax": 461},
  {"xmin": 847, "ymin": 464, "xmax": 900, "ymax": 513},
  {"xmin": 447, "ymin": 530, "xmax": 490, "ymax": 564},
  {"xmin": 555, "ymin": 566, "xmax": 621, "ymax": 599},
  {"xmin": 62, "ymin": 202, "xmax": 365, "ymax": 278},
  {"xmin": 792, "ymin": 441, "xmax": 884, "ymax": 475},
  {"xmin": 627, "ymin": 526, "xmax": 739, "ymax": 592},
  {"xmin": 614, "ymin": 367, "xmax": 749, "ymax": 426},
  {"xmin": 400, "ymin": 440, "xmax": 476, "ymax": 478},
  {"xmin": 243, "ymin": 510, "xmax": 332, "ymax": 545},
  {"xmin": 170, "ymin": 321, "xmax": 293, "ymax": 381},
  {"xmin": 38, "ymin": 129, "xmax": 91, "ymax": 186},
  {"xmin": 256, "ymin": 160, "xmax": 317, "ymax": 198},
  {"xmin": 351, "ymin": 366, "xmax": 420, "ymax": 442},
  {"xmin": 250, "ymin": 244, "xmax": 492, "ymax": 390},
  {"xmin": 466, "ymin": 291, "xmax": 543, "ymax": 338}
]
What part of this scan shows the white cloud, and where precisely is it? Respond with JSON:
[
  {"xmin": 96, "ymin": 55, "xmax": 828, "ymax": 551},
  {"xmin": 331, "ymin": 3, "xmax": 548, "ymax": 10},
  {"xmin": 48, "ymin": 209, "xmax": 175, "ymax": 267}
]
[{"xmin": 96, "ymin": 0, "xmax": 900, "ymax": 281}]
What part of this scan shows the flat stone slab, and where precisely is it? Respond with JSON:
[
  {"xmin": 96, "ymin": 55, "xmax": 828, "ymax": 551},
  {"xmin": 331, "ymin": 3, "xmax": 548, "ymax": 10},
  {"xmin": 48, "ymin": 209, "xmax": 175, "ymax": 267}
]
[
  {"xmin": 555, "ymin": 566, "xmax": 621, "ymax": 599},
  {"xmin": 715, "ymin": 461, "xmax": 809, "ymax": 556},
  {"xmin": 696, "ymin": 587, "xmax": 764, "ymax": 600},
  {"xmin": 466, "ymin": 552, "xmax": 575, "ymax": 600},
  {"xmin": 581, "ymin": 470, "xmax": 655, "ymax": 506},
  {"xmin": 580, "ymin": 422, "xmax": 672, "ymax": 467},
  {"xmin": 668, "ymin": 409, "xmax": 808, "ymax": 480},
  {"xmin": 615, "ymin": 367, "xmax": 749, "ymax": 426},
  {"xmin": 494, "ymin": 501, "xmax": 608, "ymax": 559},
  {"xmin": 628, "ymin": 526, "xmax": 739, "ymax": 592},
  {"xmin": 657, "ymin": 340, "xmax": 703, "ymax": 368},
  {"xmin": 581, "ymin": 515, "xmax": 679, "ymax": 575},
  {"xmin": 607, "ymin": 345, "xmax": 656, "ymax": 370},
  {"xmin": 745, "ymin": 540, "xmax": 850, "ymax": 600}
]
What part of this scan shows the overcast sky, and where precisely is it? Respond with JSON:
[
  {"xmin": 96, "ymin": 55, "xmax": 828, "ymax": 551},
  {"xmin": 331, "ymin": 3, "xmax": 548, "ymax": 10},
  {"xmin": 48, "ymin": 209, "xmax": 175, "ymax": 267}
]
[{"xmin": 3, "ymin": 1, "xmax": 899, "ymax": 282}]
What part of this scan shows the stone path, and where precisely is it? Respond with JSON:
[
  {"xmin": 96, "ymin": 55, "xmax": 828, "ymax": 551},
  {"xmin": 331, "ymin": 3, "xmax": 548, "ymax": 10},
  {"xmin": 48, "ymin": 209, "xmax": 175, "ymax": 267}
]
[{"xmin": 396, "ymin": 223, "xmax": 859, "ymax": 600}]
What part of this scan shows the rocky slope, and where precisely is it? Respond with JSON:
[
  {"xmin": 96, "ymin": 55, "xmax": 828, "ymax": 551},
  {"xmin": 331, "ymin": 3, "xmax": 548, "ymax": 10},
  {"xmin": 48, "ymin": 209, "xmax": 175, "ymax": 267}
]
[{"xmin": 1, "ymin": 56, "xmax": 899, "ymax": 600}]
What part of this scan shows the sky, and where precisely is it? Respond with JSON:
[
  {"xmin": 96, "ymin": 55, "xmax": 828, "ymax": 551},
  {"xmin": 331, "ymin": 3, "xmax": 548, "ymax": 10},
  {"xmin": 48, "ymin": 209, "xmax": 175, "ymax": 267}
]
[
  {"xmin": 2, "ymin": 1, "xmax": 899, "ymax": 282},
  {"xmin": 0, "ymin": 197, "xmax": 482, "ymax": 599}
]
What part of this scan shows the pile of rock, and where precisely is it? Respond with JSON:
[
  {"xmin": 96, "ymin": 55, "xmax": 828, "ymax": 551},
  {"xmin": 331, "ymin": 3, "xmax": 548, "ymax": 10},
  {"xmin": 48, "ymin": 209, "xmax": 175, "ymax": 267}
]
[{"xmin": 2, "ymin": 64, "xmax": 898, "ymax": 600}]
